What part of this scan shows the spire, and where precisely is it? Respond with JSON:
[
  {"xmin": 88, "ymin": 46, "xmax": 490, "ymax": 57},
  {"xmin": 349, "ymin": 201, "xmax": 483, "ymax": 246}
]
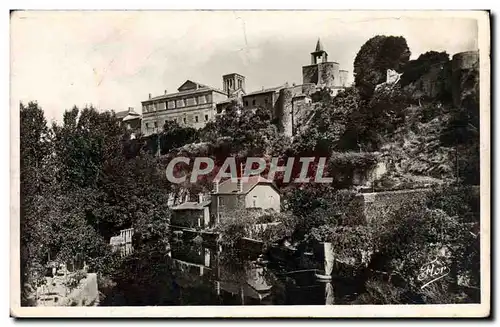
[
  {"xmin": 310, "ymin": 38, "xmax": 328, "ymax": 64},
  {"xmin": 315, "ymin": 38, "xmax": 324, "ymax": 52}
]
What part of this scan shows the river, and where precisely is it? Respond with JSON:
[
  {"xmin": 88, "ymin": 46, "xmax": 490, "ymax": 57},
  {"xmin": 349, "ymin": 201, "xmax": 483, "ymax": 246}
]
[{"xmin": 99, "ymin": 239, "xmax": 364, "ymax": 306}]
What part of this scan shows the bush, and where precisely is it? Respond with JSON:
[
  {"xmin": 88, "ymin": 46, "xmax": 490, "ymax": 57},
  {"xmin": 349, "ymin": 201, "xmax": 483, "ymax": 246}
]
[
  {"xmin": 306, "ymin": 225, "xmax": 374, "ymax": 266},
  {"xmin": 371, "ymin": 187, "xmax": 479, "ymax": 293},
  {"xmin": 352, "ymin": 278, "xmax": 409, "ymax": 304},
  {"xmin": 216, "ymin": 210, "xmax": 298, "ymax": 247},
  {"xmin": 286, "ymin": 186, "xmax": 364, "ymax": 238}
]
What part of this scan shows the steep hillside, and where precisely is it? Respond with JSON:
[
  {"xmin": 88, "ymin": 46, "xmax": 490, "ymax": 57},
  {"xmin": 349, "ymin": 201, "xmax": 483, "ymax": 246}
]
[{"xmin": 369, "ymin": 50, "xmax": 480, "ymax": 189}]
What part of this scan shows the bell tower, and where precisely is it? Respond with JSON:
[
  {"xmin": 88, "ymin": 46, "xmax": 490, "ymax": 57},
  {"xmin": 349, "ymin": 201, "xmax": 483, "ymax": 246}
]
[
  {"xmin": 310, "ymin": 38, "xmax": 328, "ymax": 64},
  {"xmin": 303, "ymin": 38, "xmax": 340, "ymax": 88},
  {"xmin": 222, "ymin": 73, "xmax": 246, "ymax": 96}
]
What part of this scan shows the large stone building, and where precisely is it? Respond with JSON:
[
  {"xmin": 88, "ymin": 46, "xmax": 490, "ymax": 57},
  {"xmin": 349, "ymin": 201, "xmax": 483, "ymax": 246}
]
[
  {"xmin": 241, "ymin": 39, "xmax": 349, "ymax": 136},
  {"xmin": 140, "ymin": 38, "xmax": 349, "ymax": 137},
  {"xmin": 141, "ymin": 80, "xmax": 229, "ymax": 136}
]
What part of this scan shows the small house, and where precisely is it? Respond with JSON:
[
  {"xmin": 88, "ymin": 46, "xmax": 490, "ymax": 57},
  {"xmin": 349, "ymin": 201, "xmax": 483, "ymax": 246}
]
[
  {"xmin": 171, "ymin": 194, "xmax": 211, "ymax": 229},
  {"xmin": 211, "ymin": 176, "xmax": 281, "ymax": 224}
]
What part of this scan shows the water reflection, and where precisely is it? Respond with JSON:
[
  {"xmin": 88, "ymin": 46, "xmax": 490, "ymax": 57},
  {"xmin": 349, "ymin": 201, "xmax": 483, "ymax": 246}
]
[
  {"xmin": 101, "ymin": 239, "xmax": 359, "ymax": 306},
  {"xmin": 169, "ymin": 242, "xmax": 276, "ymax": 305}
]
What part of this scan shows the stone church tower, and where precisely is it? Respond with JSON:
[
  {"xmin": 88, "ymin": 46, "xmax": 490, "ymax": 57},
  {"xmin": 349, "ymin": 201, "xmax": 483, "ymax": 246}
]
[
  {"xmin": 302, "ymin": 38, "xmax": 344, "ymax": 88},
  {"xmin": 222, "ymin": 73, "xmax": 246, "ymax": 97}
]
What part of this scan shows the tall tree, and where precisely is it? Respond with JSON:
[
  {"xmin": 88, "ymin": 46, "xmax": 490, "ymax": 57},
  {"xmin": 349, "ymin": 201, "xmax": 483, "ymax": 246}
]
[
  {"xmin": 20, "ymin": 102, "xmax": 54, "ymax": 305},
  {"xmin": 353, "ymin": 35, "xmax": 411, "ymax": 99}
]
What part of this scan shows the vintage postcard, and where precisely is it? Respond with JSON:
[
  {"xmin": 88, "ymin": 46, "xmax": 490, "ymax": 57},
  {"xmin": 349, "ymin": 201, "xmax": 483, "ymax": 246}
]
[{"xmin": 10, "ymin": 10, "xmax": 490, "ymax": 318}]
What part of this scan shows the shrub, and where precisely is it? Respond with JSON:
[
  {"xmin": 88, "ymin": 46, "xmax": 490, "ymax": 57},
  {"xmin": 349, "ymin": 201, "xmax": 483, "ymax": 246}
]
[
  {"xmin": 352, "ymin": 278, "xmax": 409, "ymax": 304},
  {"xmin": 371, "ymin": 189, "xmax": 479, "ymax": 293},
  {"xmin": 306, "ymin": 225, "xmax": 374, "ymax": 266},
  {"xmin": 216, "ymin": 210, "xmax": 298, "ymax": 247}
]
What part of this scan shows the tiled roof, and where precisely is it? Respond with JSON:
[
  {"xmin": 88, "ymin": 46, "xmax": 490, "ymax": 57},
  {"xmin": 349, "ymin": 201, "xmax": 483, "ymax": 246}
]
[
  {"xmin": 172, "ymin": 200, "xmax": 211, "ymax": 210},
  {"xmin": 145, "ymin": 86, "xmax": 226, "ymax": 103},
  {"xmin": 145, "ymin": 80, "xmax": 227, "ymax": 103},
  {"xmin": 115, "ymin": 108, "xmax": 140, "ymax": 119},
  {"xmin": 243, "ymin": 86, "xmax": 284, "ymax": 97},
  {"xmin": 122, "ymin": 114, "xmax": 141, "ymax": 122},
  {"xmin": 215, "ymin": 176, "xmax": 276, "ymax": 195}
]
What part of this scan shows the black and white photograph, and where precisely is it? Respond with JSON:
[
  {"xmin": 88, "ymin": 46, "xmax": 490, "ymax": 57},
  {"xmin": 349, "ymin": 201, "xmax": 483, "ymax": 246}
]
[{"xmin": 10, "ymin": 10, "xmax": 490, "ymax": 318}]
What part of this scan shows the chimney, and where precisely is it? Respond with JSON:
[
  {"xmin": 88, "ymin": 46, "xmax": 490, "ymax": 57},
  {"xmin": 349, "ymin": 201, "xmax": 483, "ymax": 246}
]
[
  {"xmin": 198, "ymin": 193, "xmax": 204, "ymax": 204},
  {"xmin": 148, "ymin": 93, "xmax": 152, "ymax": 100},
  {"xmin": 213, "ymin": 180, "xmax": 219, "ymax": 193},
  {"xmin": 164, "ymin": 90, "xmax": 167, "ymax": 95},
  {"xmin": 128, "ymin": 107, "xmax": 133, "ymax": 113},
  {"xmin": 237, "ymin": 178, "xmax": 243, "ymax": 193}
]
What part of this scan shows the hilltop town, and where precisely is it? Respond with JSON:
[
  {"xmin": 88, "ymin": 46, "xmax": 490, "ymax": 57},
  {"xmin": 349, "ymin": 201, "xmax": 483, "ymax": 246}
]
[
  {"xmin": 118, "ymin": 39, "xmax": 349, "ymax": 139},
  {"xmin": 20, "ymin": 34, "xmax": 481, "ymax": 307}
]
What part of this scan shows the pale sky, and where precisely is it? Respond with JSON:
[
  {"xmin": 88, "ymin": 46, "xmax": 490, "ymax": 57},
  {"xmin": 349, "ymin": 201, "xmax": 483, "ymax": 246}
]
[{"xmin": 11, "ymin": 11, "xmax": 479, "ymax": 123}]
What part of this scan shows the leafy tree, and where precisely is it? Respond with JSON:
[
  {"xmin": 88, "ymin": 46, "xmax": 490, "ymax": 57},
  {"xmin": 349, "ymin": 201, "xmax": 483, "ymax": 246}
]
[
  {"xmin": 143, "ymin": 120, "xmax": 199, "ymax": 156},
  {"xmin": 285, "ymin": 185, "xmax": 363, "ymax": 239},
  {"xmin": 340, "ymin": 84, "xmax": 412, "ymax": 152},
  {"xmin": 401, "ymin": 51, "xmax": 452, "ymax": 103},
  {"xmin": 370, "ymin": 185, "xmax": 480, "ymax": 301},
  {"xmin": 353, "ymin": 35, "xmax": 411, "ymax": 99},
  {"xmin": 51, "ymin": 106, "xmax": 124, "ymax": 190},
  {"xmin": 290, "ymin": 87, "xmax": 361, "ymax": 156},
  {"xmin": 401, "ymin": 51, "xmax": 450, "ymax": 86},
  {"xmin": 200, "ymin": 104, "xmax": 289, "ymax": 158},
  {"xmin": 20, "ymin": 102, "xmax": 57, "ymax": 305}
]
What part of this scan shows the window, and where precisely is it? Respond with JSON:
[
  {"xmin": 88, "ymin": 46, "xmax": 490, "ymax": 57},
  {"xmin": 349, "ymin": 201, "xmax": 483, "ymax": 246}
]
[
  {"xmin": 168, "ymin": 101, "xmax": 175, "ymax": 109},
  {"xmin": 149, "ymin": 104, "xmax": 154, "ymax": 112},
  {"xmin": 186, "ymin": 97, "xmax": 196, "ymax": 106},
  {"xmin": 143, "ymin": 105, "xmax": 148, "ymax": 113},
  {"xmin": 253, "ymin": 196, "xmax": 257, "ymax": 208},
  {"xmin": 145, "ymin": 122, "xmax": 150, "ymax": 130},
  {"xmin": 176, "ymin": 99, "xmax": 185, "ymax": 108},
  {"xmin": 204, "ymin": 114, "xmax": 209, "ymax": 121},
  {"xmin": 198, "ymin": 96, "xmax": 206, "ymax": 104},
  {"xmin": 154, "ymin": 121, "xmax": 158, "ymax": 128},
  {"xmin": 205, "ymin": 94, "xmax": 212, "ymax": 103},
  {"xmin": 238, "ymin": 80, "xmax": 242, "ymax": 89},
  {"xmin": 183, "ymin": 117, "xmax": 187, "ymax": 124},
  {"xmin": 161, "ymin": 102, "xmax": 166, "ymax": 110},
  {"xmin": 244, "ymin": 100, "xmax": 248, "ymax": 107},
  {"xmin": 264, "ymin": 98, "xmax": 269, "ymax": 105},
  {"xmin": 252, "ymin": 99, "xmax": 256, "ymax": 106},
  {"xmin": 195, "ymin": 115, "xmax": 199, "ymax": 123}
]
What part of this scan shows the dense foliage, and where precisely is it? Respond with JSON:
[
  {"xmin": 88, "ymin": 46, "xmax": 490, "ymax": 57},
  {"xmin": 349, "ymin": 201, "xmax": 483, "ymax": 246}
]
[
  {"xmin": 20, "ymin": 32, "xmax": 481, "ymax": 306},
  {"xmin": 353, "ymin": 35, "xmax": 411, "ymax": 98},
  {"xmin": 20, "ymin": 103, "xmax": 172, "ymax": 305}
]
